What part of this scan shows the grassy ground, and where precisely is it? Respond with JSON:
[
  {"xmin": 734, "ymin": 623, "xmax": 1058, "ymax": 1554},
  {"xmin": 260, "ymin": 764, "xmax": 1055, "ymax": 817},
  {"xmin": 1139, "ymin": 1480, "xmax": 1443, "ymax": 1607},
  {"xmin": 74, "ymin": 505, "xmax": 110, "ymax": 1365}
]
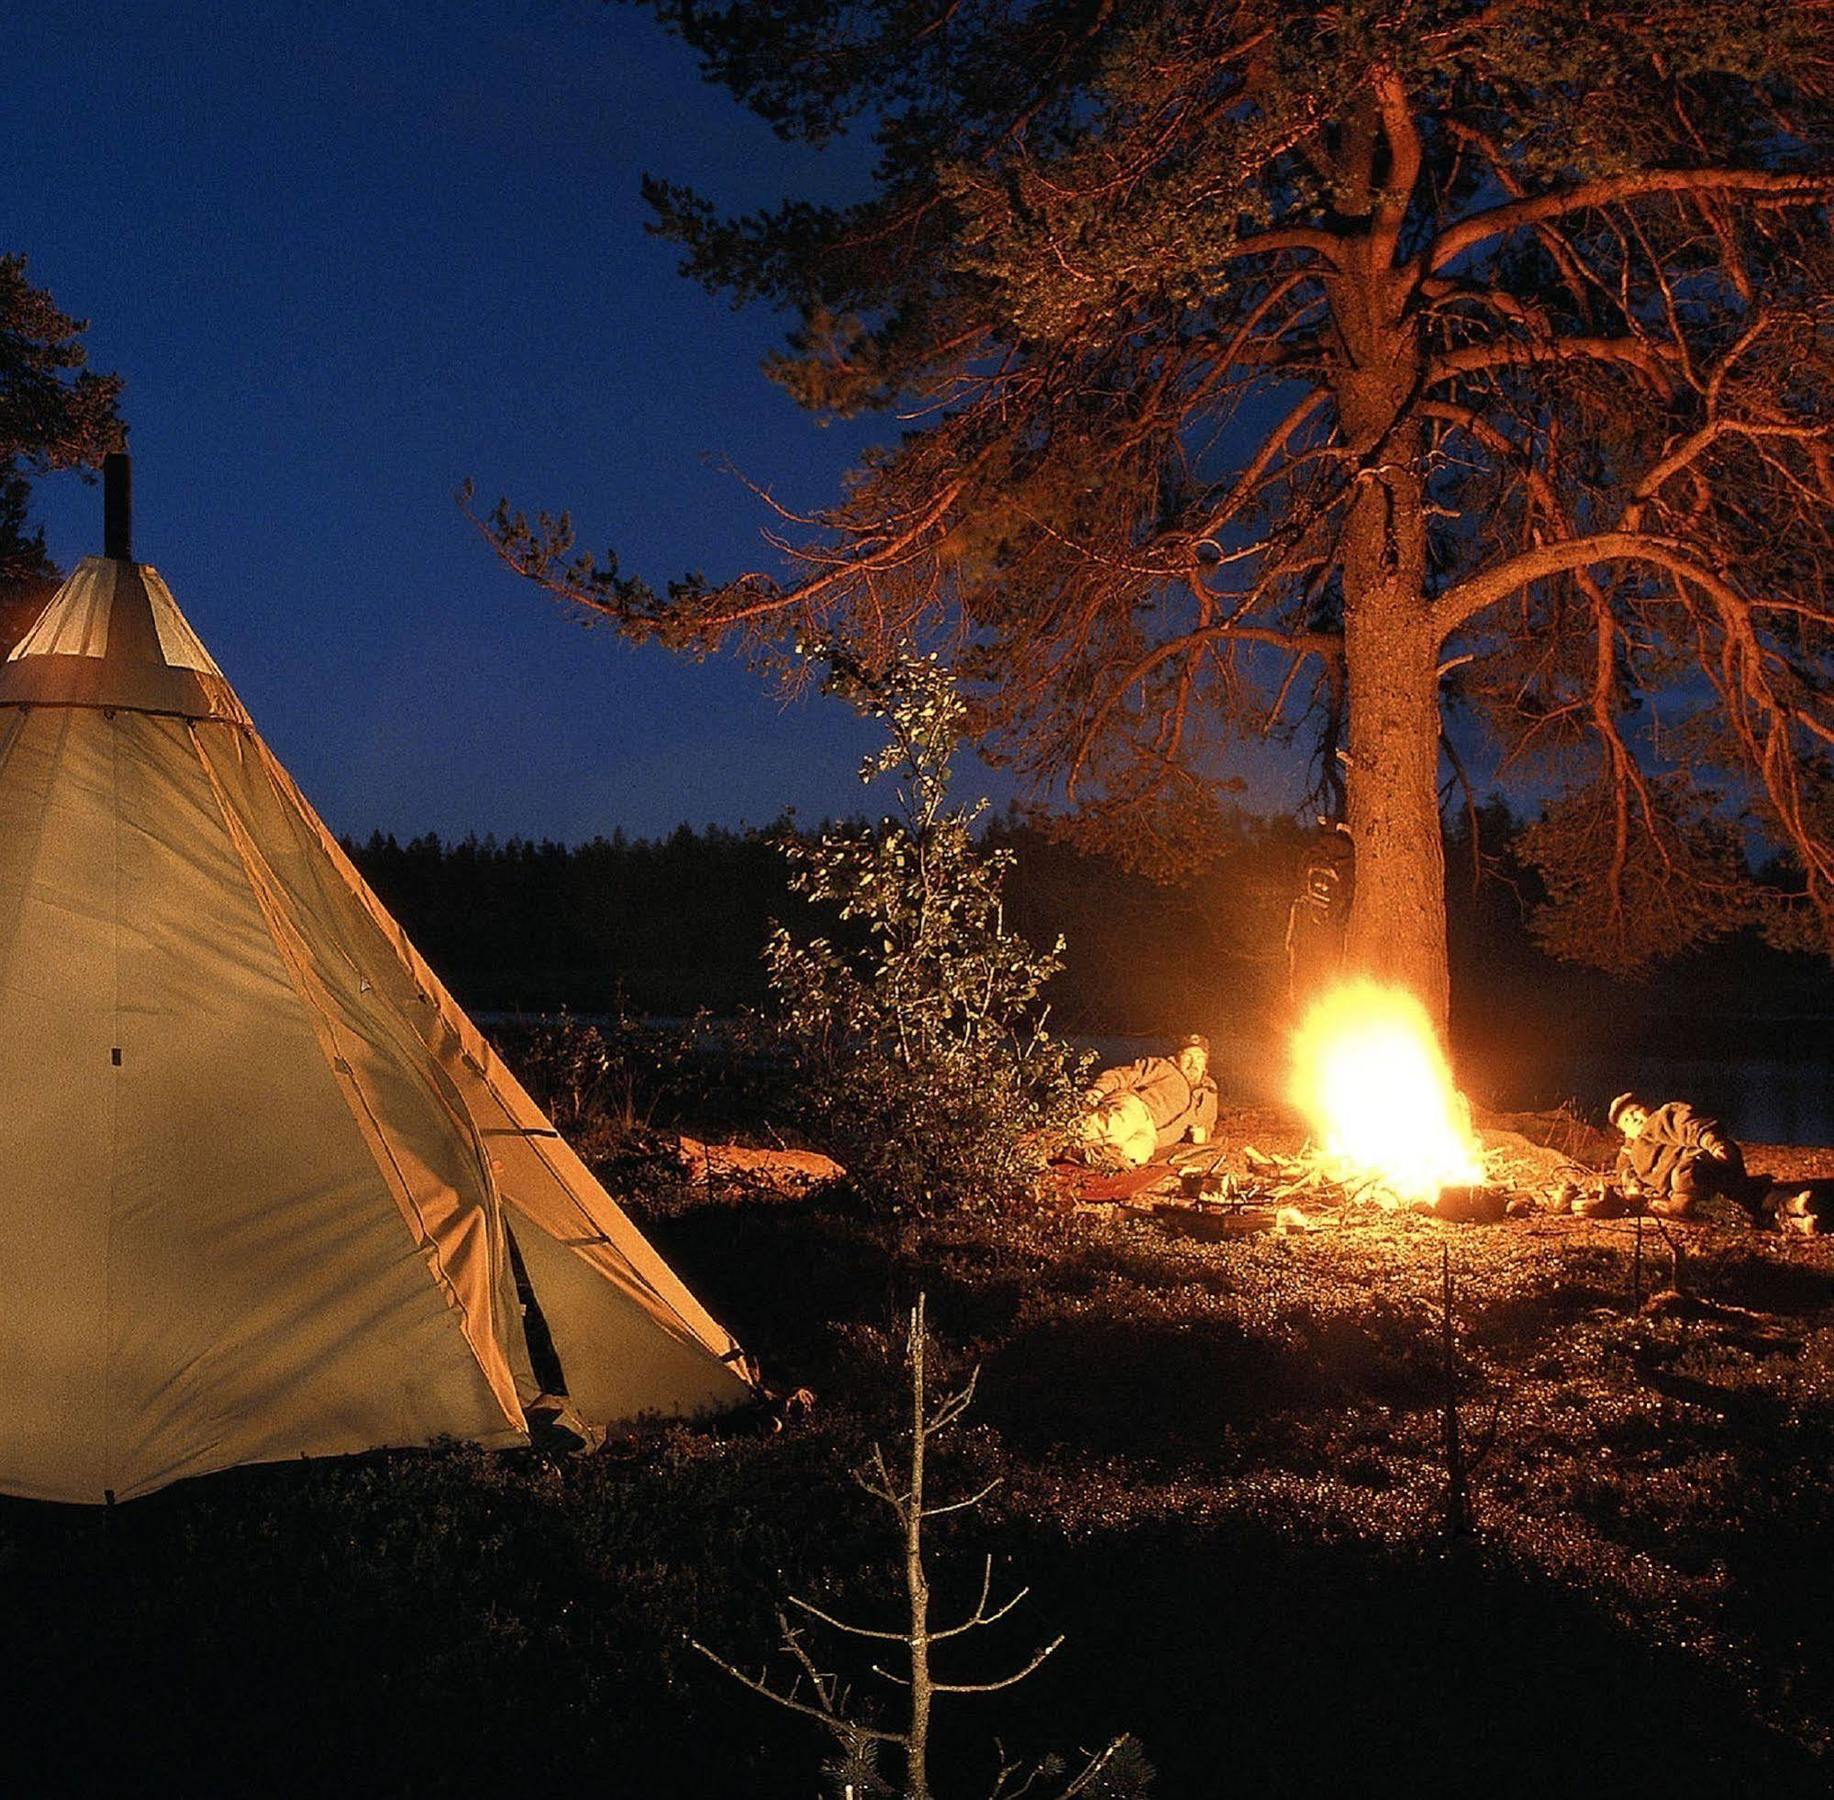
[{"xmin": 6, "ymin": 1109, "xmax": 1834, "ymax": 1796}]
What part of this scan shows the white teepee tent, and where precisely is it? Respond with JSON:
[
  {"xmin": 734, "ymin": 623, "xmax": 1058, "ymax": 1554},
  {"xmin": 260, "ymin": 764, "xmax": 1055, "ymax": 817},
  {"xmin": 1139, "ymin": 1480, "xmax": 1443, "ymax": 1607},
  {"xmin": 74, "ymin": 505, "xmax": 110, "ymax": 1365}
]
[{"xmin": 0, "ymin": 459, "xmax": 753, "ymax": 1502}]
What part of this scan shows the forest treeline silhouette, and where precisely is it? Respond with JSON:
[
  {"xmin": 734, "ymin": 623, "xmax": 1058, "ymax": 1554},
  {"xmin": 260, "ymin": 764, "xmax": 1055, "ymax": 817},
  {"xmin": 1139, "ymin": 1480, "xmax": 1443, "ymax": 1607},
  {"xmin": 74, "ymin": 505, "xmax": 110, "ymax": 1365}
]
[{"xmin": 347, "ymin": 810, "xmax": 1833, "ymax": 1108}]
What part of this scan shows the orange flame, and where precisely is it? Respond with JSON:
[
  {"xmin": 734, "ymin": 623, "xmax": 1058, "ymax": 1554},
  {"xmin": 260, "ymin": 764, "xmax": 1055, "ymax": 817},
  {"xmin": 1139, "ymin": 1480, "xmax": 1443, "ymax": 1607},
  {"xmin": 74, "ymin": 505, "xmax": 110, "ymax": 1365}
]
[{"xmin": 1290, "ymin": 980, "xmax": 1485, "ymax": 1206}]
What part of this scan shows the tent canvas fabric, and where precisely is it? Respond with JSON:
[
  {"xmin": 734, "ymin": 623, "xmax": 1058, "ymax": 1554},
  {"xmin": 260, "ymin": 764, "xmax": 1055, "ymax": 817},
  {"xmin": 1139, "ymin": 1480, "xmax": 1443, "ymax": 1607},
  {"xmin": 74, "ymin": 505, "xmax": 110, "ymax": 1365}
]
[{"xmin": 0, "ymin": 556, "xmax": 753, "ymax": 1503}]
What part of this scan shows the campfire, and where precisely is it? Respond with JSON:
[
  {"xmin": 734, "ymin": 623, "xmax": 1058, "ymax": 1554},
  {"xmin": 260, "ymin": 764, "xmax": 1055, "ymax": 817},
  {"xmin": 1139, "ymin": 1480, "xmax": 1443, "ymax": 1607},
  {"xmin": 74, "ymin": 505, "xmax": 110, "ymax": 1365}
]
[
  {"xmin": 1289, "ymin": 980, "xmax": 1488, "ymax": 1210},
  {"xmin": 1066, "ymin": 978, "xmax": 1597, "ymax": 1234}
]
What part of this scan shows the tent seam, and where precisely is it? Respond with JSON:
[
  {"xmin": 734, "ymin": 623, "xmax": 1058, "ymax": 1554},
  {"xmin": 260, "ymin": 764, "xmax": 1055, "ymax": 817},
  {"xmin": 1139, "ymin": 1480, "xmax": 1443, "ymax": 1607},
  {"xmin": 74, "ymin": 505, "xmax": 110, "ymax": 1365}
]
[
  {"xmin": 225, "ymin": 737, "xmax": 528, "ymax": 1369},
  {"xmin": 187, "ymin": 727, "xmax": 466, "ymax": 1301},
  {"xmin": 89, "ymin": 560, "xmax": 115, "ymax": 658},
  {"xmin": 253, "ymin": 741, "xmax": 739, "ymax": 1354},
  {"xmin": 247, "ymin": 743, "xmax": 508, "ymax": 1212},
  {"xmin": 0, "ymin": 711, "xmax": 67, "ymax": 1001},
  {"xmin": 184, "ymin": 724, "xmax": 523, "ymax": 1432}
]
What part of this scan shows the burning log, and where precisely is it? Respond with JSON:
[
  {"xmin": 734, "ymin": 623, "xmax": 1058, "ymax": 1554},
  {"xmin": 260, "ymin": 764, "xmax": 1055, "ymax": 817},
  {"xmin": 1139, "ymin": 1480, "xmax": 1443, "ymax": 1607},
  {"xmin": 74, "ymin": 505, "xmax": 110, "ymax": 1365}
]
[
  {"xmin": 1433, "ymin": 1184, "xmax": 1507, "ymax": 1225},
  {"xmin": 1196, "ymin": 1136, "xmax": 1568, "ymax": 1225},
  {"xmin": 1235, "ymin": 1142, "xmax": 1490, "ymax": 1215}
]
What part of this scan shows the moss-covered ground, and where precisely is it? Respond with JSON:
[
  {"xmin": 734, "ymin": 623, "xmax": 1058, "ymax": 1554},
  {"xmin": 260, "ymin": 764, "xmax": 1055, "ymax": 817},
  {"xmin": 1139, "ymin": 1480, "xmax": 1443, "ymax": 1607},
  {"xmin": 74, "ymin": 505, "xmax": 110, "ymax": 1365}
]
[{"xmin": 6, "ymin": 1110, "xmax": 1834, "ymax": 1796}]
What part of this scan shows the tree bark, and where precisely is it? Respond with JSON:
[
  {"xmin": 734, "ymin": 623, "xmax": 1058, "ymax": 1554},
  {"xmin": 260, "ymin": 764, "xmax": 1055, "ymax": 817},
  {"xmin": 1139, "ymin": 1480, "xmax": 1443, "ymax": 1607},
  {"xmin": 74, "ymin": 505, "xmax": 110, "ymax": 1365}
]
[
  {"xmin": 1330, "ymin": 219, "xmax": 1451, "ymax": 1033},
  {"xmin": 1342, "ymin": 590, "xmax": 1450, "ymax": 1032}
]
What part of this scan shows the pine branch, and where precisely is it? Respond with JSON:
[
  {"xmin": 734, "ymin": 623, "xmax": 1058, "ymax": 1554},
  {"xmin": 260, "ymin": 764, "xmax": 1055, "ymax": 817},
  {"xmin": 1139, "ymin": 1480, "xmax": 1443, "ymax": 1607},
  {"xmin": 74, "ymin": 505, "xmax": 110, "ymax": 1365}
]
[
  {"xmin": 1426, "ymin": 168, "xmax": 1834, "ymax": 273},
  {"xmin": 1435, "ymin": 529, "xmax": 1789, "ymax": 638}
]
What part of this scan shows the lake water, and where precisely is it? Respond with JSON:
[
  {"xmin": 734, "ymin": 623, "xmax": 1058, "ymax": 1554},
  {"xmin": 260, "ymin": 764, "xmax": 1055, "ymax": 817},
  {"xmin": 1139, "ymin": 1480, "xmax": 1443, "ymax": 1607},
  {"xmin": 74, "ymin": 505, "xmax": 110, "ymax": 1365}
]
[{"xmin": 1526, "ymin": 1052, "xmax": 1834, "ymax": 1148}]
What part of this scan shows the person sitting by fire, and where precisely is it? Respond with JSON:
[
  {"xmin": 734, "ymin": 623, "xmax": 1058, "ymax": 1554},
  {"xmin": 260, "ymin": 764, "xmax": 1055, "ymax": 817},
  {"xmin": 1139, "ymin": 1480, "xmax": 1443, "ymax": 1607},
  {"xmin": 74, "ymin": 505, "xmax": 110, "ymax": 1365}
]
[
  {"xmin": 1607, "ymin": 1091, "xmax": 1771, "ymax": 1220},
  {"xmin": 1079, "ymin": 1034, "xmax": 1219, "ymax": 1169}
]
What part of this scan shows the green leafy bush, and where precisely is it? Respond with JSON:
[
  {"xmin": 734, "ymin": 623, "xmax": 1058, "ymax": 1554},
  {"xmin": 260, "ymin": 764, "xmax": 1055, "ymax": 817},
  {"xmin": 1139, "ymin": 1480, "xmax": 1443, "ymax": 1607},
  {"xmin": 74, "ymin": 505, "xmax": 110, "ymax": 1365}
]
[{"xmin": 763, "ymin": 640, "xmax": 1084, "ymax": 1218}]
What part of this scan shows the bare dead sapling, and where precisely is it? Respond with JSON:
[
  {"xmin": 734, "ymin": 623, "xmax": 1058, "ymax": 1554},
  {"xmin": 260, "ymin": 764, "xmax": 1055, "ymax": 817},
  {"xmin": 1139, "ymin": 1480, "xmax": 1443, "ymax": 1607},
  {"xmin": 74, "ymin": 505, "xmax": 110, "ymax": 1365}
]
[{"xmin": 690, "ymin": 1297, "xmax": 1151, "ymax": 1800}]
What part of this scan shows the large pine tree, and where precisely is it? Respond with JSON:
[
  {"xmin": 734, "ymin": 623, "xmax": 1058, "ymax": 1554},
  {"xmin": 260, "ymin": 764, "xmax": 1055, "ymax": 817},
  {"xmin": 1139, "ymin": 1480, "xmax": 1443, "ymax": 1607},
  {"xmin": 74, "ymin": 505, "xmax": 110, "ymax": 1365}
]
[{"xmin": 487, "ymin": 0, "xmax": 1834, "ymax": 1026}]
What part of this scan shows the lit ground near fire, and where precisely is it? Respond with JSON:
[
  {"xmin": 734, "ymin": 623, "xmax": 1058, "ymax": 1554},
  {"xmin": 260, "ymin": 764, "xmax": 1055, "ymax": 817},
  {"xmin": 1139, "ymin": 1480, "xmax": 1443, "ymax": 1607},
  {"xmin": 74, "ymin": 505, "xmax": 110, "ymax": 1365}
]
[{"xmin": 6, "ymin": 1107, "xmax": 1834, "ymax": 1795}]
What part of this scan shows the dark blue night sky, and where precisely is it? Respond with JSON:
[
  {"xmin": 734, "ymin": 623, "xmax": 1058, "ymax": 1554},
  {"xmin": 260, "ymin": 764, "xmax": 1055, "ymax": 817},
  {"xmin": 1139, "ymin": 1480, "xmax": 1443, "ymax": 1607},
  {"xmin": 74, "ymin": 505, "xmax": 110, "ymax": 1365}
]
[{"xmin": 10, "ymin": 0, "xmax": 972, "ymax": 841}]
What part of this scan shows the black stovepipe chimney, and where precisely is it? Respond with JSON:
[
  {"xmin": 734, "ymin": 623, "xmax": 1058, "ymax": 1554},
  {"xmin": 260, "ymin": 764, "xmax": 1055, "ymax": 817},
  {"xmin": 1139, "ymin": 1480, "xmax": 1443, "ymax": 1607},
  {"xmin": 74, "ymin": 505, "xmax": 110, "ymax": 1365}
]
[{"xmin": 103, "ymin": 452, "xmax": 132, "ymax": 561}]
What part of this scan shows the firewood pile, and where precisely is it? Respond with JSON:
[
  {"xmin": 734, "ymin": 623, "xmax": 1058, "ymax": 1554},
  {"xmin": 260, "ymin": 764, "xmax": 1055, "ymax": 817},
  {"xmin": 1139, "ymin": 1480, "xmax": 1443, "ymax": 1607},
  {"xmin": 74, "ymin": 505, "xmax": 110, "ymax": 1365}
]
[{"xmin": 1236, "ymin": 1143, "xmax": 1535, "ymax": 1221}]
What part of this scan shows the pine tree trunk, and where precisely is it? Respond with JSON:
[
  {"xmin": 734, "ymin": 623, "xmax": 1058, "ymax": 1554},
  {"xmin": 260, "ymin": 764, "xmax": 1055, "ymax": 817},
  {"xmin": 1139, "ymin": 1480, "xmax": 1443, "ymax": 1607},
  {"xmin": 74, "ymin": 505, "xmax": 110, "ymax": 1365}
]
[
  {"xmin": 1331, "ymin": 241, "xmax": 1451, "ymax": 1035},
  {"xmin": 1342, "ymin": 590, "xmax": 1449, "ymax": 1033}
]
